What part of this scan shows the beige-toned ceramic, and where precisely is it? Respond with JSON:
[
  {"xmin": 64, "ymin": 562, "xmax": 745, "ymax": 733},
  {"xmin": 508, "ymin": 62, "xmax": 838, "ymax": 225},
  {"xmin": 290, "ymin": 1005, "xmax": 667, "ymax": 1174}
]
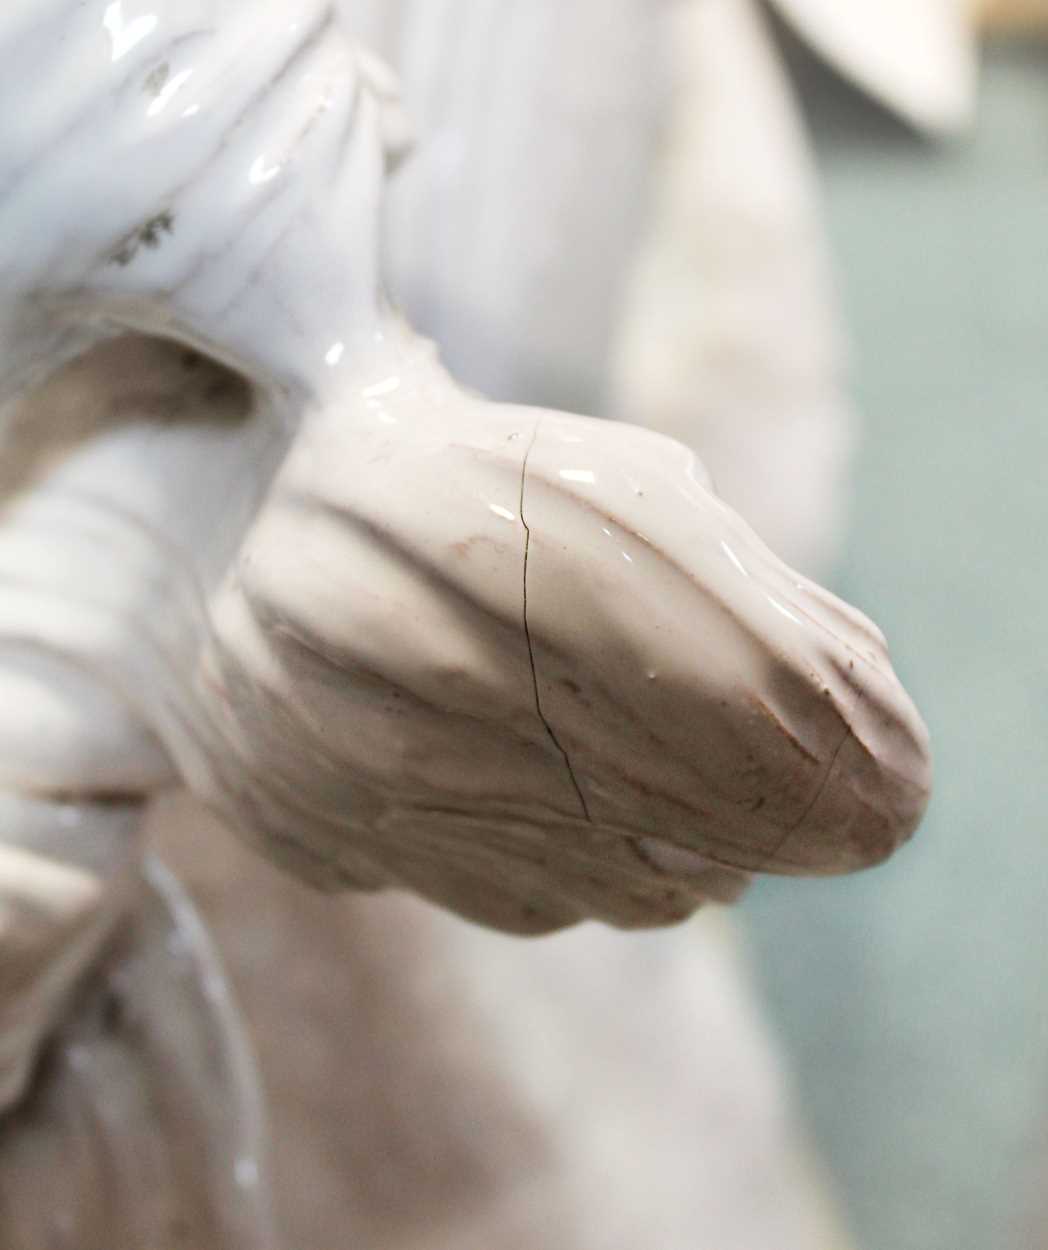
[{"xmin": 0, "ymin": 0, "xmax": 931, "ymax": 1111}]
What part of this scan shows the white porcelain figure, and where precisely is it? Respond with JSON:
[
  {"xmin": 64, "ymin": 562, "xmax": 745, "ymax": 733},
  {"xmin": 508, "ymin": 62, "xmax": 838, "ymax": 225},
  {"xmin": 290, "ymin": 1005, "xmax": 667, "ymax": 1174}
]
[
  {"xmin": 0, "ymin": 2, "xmax": 931, "ymax": 1246},
  {"xmin": 147, "ymin": 4, "xmax": 883, "ymax": 1246}
]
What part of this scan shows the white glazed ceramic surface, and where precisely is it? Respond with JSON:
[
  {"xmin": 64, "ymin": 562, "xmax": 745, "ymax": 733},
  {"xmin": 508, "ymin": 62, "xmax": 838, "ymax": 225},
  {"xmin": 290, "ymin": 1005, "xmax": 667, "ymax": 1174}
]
[
  {"xmin": 0, "ymin": 794, "xmax": 140, "ymax": 1109},
  {"xmin": 0, "ymin": 856, "xmax": 276, "ymax": 1250},
  {"xmin": 769, "ymin": 0, "xmax": 977, "ymax": 135},
  {"xmin": 0, "ymin": 8, "xmax": 934, "ymax": 1249},
  {"xmin": 153, "ymin": 792, "xmax": 855, "ymax": 1250},
  {"xmin": 343, "ymin": 0, "xmax": 853, "ymax": 578},
  {"xmin": 0, "ymin": 1, "xmax": 930, "ymax": 922},
  {"xmin": 341, "ymin": 0, "xmax": 665, "ymax": 413},
  {"xmin": 0, "ymin": 1, "xmax": 930, "ymax": 1119}
]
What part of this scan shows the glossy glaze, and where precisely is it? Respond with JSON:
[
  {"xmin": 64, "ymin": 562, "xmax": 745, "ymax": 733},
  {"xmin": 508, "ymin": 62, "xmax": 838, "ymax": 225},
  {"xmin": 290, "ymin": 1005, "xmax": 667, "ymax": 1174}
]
[{"xmin": 0, "ymin": 2, "xmax": 931, "ymax": 1106}]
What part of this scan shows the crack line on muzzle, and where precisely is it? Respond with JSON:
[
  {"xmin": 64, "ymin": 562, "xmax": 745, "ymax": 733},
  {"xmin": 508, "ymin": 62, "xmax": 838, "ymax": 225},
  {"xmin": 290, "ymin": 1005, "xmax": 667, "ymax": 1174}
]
[{"xmin": 519, "ymin": 419, "xmax": 591, "ymax": 823}]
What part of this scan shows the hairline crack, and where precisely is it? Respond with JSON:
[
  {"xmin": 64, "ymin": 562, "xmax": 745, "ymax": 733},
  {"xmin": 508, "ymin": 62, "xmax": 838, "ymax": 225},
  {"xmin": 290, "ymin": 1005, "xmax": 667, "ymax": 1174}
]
[{"xmin": 518, "ymin": 418, "xmax": 592, "ymax": 822}]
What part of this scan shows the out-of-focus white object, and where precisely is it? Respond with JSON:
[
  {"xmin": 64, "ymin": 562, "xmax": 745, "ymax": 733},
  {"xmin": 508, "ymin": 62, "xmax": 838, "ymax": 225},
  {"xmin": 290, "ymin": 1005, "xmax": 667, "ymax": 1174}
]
[
  {"xmin": 770, "ymin": 0, "xmax": 978, "ymax": 135},
  {"xmin": 611, "ymin": 0, "xmax": 852, "ymax": 575},
  {"xmin": 0, "ymin": 857, "xmax": 275, "ymax": 1250},
  {"xmin": 343, "ymin": 0, "xmax": 665, "ymax": 413},
  {"xmin": 155, "ymin": 793, "xmax": 856, "ymax": 1250}
]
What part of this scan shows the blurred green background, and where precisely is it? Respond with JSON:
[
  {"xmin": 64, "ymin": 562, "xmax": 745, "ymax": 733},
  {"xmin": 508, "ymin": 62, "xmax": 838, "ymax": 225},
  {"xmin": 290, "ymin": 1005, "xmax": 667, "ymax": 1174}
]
[{"xmin": 744, "ymin": 35, "xmax": 1048, "ymax": 1250}]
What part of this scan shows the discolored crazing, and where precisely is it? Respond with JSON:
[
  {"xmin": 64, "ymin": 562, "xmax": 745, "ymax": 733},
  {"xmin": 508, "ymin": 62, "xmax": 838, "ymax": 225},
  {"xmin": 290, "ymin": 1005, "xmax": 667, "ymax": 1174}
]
[{"xmin": 108, "ymin": 212, "xmax": 175, "ymax": 267}]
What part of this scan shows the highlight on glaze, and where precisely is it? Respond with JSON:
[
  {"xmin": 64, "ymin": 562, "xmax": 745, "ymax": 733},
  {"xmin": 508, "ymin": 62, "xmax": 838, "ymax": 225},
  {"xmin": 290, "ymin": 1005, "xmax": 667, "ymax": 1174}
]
[
  {"xmin": 0, "ymin": 0, "xmax": 931, "ymax": 1110},
  {"xmin": 0, "ymin": 12, "xmax": 935, "ymax": 1250},
  {"xmin": 0, "ymin": 0, "xmax": 930, "ymax": 921}
]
